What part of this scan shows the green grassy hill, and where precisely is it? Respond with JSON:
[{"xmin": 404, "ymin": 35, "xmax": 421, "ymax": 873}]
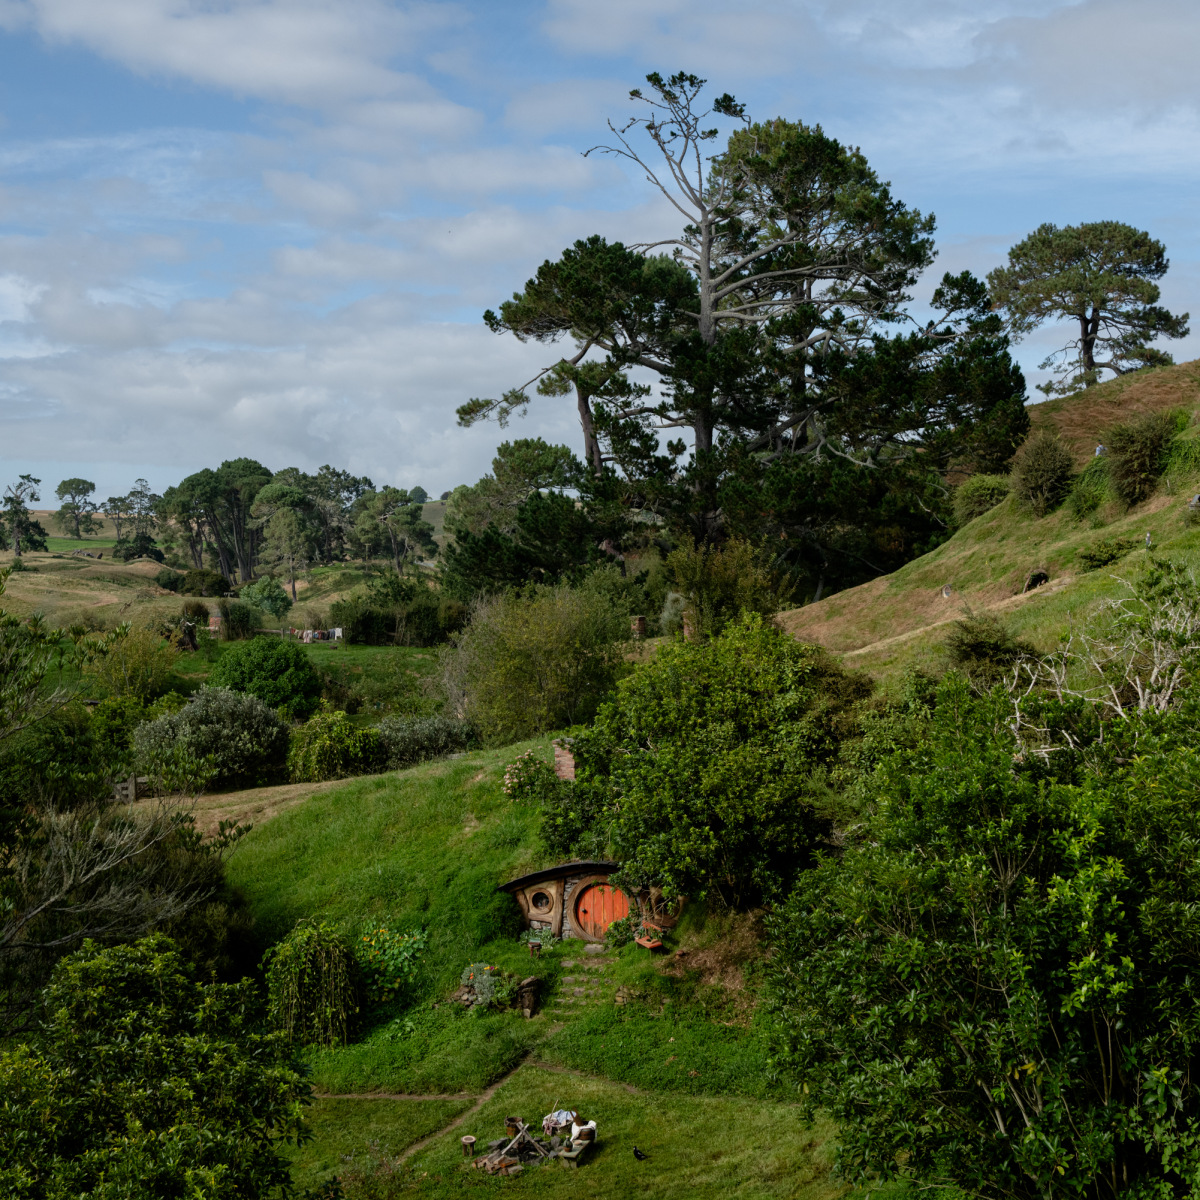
[
  {"xmin": 223, "ymin": 745, "xmax": 885, "ymax": 1197},
  {"xmin": 778, "ymin": 361, "xmax": 1200, "ymax": 682}
]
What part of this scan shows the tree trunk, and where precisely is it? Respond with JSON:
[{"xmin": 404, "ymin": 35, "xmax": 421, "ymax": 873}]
[
  {"xmin": 1081, "ymin": 305, "xmax": 1100, "ymax": 382},
  {"xmin": 576, "ymin": 385, "xmax": 604, "ymax": 476}
]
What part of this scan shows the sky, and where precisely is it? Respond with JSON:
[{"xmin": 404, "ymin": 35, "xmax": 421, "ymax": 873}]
[{"xmin": 1, "ymin": 0, "xmax": 1199, "ymax": 502}]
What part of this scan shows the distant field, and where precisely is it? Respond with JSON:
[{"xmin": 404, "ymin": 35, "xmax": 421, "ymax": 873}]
[{"xmin": 43, "ymin": 535, "xmax": 119, "ymax": 553}]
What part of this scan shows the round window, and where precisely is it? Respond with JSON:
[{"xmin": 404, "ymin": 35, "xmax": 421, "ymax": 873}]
[{"xmin": 530, "ymin": 890, "xmax": 552, "ymax": 912}]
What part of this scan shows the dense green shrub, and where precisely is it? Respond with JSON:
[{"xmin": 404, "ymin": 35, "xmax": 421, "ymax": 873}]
[
  {"xmin": 569, "ymin": 613, "xmax": 873, "ymax": 905},
  {"xmin": 951, "ymin": 473, "xmax": 1009, "ymax": 525},
  {"xmin": 239, "ymin": 576, "xmax": 293, "ymax": 620},
  {"xmin": 1106, "ymin": 410, "xmax": 1180, "ymax": 504},
  {"xmin": 264, "ymin": 919, "xmax": 359, "ymax": 1046},
  {"xmin": 1066, "ymin": 454, "xmax": 1113, "ymax": 520},
  {"xmin": 0, "ymin": 693, "xmax": 185, "ymax": 809},
  {"xmin": 0, "ymin": 937, "xmax": 308, "ymax": 1199},
  {"xmin": 1078, "ymin": 535, "xmax": 1137, "ymax": 571},
  {"xmin": 329, "ymin": 592, "xmax": 467, "ymax": 647},
  {"xmin": 208, "ymin": 636, "xmax": 321, "ymax": 719},
  {"xmin": 215, "ymin": 597, "xmax": 262, "ymax": 640},
  {"xmin": 505, "ymin": 747, "xmax": 606, "ymax": 860},
  {"xmin": 82, "ymin": 623, "xmax": 177, "ymax": 702},
  {"xmin": 767, "ymin": 679, "xmax": 1200, "ymax": 1198},
  {"xmin": 134, "ymin": 687, "xmax": 290, "ymax": 788},
  {"xmin": 439, "ymin": 581, "xmax": 630, "ymax": 741},
  {"xmin": 355, "ymin": 925, "xmax": 426, "ymax": 1008},
  {"xmin": 376, "ymin": 715, "xmax": 477, "ymax": 769},
  {"xmin": 0, "ymin": 703, "xmax": 109, "ymax": 808},
  {"xmin": 111, "ymin": 531, "xmax": 164, "ymax": 562},
  {"xmin": 154, "ymin": 567, "xmax": 183, "ymax": 592},
  {"xmin": 1011, "ymin": 430, "xmax": 1073, "ymax": 515},
  {"xmin": 942, "ymin": 609, "xmax": 1036, "ymax": 691},
  {"xmin": 1165, "ymin": 432, "xmax": 1200, "ymax": 477},
  {"xmin": 665, "ymin": 536, "xmax": 786, "ymax": 637},
  {"xmin": 286, "ymin": 708, "xmax": 384, "ymax": 782},
  {"xmin": 181, "ymin": 568, "xmax": 231, "ymax": 596}
]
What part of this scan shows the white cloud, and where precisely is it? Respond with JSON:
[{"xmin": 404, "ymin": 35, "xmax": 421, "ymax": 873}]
[
  {"xmin": 2, "ymin": 0, "xmax": 1199, "ymax": 501},
  {"xmin": 8, "ymin": 0, "xmax": 465, "ymax": 110}
]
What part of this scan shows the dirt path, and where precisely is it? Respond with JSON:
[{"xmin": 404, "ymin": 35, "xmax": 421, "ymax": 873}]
[
  {"xmin": 839, "ymin": 574, "xmax": 1078, "ymax": 661},
  {"xmin": 314, "ymin": 1090, "xmax": 475, "ymax": 1101},
  {"xmin": 395, "ymin": 1060, "xmax": 531, "ymax": 1162},
  {"xmin": 129, "ymin": 774, "xmax": 391, "ymax": 836}
]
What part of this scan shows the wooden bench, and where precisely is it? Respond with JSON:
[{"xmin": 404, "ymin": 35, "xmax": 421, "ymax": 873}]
[
  {"xmin": 557, "ymin": 1139, "xmax": 595, "ymax": 1168},
  {"xmin": 635, "ymin": 935, "xmax": 664, "ymax": 951}
]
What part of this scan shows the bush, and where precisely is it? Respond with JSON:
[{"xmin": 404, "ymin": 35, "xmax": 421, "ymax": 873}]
[
  {"xmin": 569, "ymin": 613, "xmax": 873, "ymax": 905},
  {"xmin": 329, "ymin": 592, "xmax": 467, "ymax": 647},
  {"xmin": 504, "ymin": 747, "xmax": 606, "ymax": 861},
  {"xmin": 287, "ymin": 708, "xmax": 384, "ymax": 782},
  {"xmin": 766, "ymin": 680, "xmax": 1200, "ymax": 1198},
  {"xmin": 1066, "ymin": 455, "xmax": 1113, "ymax": 520},
  {"xmin": 0, "ymin": 703, "xmax": 110, "ymax": 808},
  {"xmin": 440, "ymin": 582, "xmax": 630, "ymax": 741},
  {"xmin": 952, "ymin": 474, "xmax": 1009, "ymax": 525},
  {"xmin": 1011, "ymin": 430, "xmax": 1073, "ymax": 516},
  {"xmin": 216, "ymin": 597, "xmax": 262, "ymax": 641},
  {"xmin": 239, "ymin": 576, "xmax": 293, "ymax": 621},
  {"xmin": 134, "ymin": 687, "xmax": 290, "ymax": 789},
  {"xmin": 181, "ymin": 568, "xmax": 231, "ymax": 596},
  {"xmin": 111, "ymin": 531, "xmax": 164, "ymax": 562},
  {"xmin": 82, "ymin": 624, "xmax": 177, "ymax": 702},
  {"xmin": 154, "ymin": 567, "xmax": 183, "ymax": 592},
  {"xmin": 182, "ymin": 597, "xmax": 210, "ymax": 624},
  {"xmin": 354, "ymin": 925, "xmax": 427, "ymax": 1008},
  {"xmin": 264, "ymin": 919, "xmax": 359, "ymax": 1047},
  {"xmin": 0, "ymin": 937, "xmax": 308, "ymax": 1199},
  {"xmin": 665, "ymin": 536, "xmax": 786, "ymax": 637},
  {"xmin": 1106, "ymin": 410, "xmax": 1180, "ymax": 504},
  {"xmin": 1078, "ymin": 536, "xmax": 1137, "ymax": 572},
  {"xmin": 376, "ymin": 715, "xmax": 478, "ymax": 769},
  {"xmin": 942, "ymin": 610, "xmax": 1036, "ymax": 691},
  {"xmin": 208, "ymin": 636, "xmax": 321, "ymax": 719}
]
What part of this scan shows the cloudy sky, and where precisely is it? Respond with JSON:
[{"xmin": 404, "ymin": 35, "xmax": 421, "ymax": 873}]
[{"xmin": 1, "ymin": 0, "xmax": 1198, "ymax": 501}]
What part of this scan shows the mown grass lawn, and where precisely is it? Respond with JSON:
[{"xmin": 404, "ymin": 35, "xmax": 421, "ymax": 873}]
[{"xmin": 293, "ymin": 1063, "xmax": 914, "ymax": 1199}]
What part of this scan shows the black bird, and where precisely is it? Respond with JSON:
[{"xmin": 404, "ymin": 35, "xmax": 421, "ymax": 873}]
[{"xmin": 632, "ymin": 1146, "xmax": 649, "ymax": 1161}]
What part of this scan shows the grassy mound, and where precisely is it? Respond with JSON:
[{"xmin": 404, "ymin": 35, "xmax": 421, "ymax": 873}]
[{"xmin": 780, "ymin": 362, "xmax": 1200, "ymax": 681}]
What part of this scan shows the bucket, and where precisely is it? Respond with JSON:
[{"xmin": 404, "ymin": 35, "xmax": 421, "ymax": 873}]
[{"xmin": 461, "ymin": 1136, "xmax": 476, "ymax": 1157}]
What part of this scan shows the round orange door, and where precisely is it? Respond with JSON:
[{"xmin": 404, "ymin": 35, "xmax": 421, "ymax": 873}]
[{"xmin": 573, "ymin": 883, "xmax": 628, "ymax": 940}]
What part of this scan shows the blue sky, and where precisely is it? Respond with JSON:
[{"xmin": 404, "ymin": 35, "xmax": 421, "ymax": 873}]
[{"xmin": 1, "ymin": 0, "xmax": 1198, "ymax": 502}]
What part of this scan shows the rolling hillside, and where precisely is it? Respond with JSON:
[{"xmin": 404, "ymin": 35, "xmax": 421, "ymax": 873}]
[
  {"xmin": 778, "ymin": 361, "xmax": 1200, "ymax": 681},
  {"xmin": 222, "ymin": 743, "xmax": 872, "ymax": 1197}
]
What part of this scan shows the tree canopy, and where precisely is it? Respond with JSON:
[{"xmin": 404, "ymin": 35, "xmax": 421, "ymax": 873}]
[
  {"xmin": 457, "ymin": 71, "xmax": 1028, "ymax": 596},
  {"xmin": 988, "ymin": 220, "xmax": 1190, "ymax": 395},
  {"xmin": 768, "ymin": 677, "xmax": 1200, "ymax": 1198},
  {"xmin": 0, "ymin": 936, "xmax": 310, "ymax": 1199}
]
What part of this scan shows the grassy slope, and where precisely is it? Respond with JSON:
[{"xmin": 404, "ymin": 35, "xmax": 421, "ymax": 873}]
[
  {"xmin": 226, "ymin": 747, "xmax": 859, "ymax": 1196},
  {"xmin": 779, "ymin": 362, "xmax": 1200, "ymax": 682}
]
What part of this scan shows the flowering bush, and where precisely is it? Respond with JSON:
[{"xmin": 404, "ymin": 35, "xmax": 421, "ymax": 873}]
[
  {"xmin": 460, "ymin": 962, "xmax": 506, "ymax": 1009},
  {"xmin": 355, "ymin": 926, "xmax": 426, "ymax": 1007},
  {"xmin": 501, "ymin": 750, "xmax": 559, "ymax": 801}
]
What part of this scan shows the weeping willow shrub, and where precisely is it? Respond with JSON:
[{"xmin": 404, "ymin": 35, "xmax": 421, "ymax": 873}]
[{"xmin": 263, "ymin": 919, "xmax": 359, "ymax": 1047}]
